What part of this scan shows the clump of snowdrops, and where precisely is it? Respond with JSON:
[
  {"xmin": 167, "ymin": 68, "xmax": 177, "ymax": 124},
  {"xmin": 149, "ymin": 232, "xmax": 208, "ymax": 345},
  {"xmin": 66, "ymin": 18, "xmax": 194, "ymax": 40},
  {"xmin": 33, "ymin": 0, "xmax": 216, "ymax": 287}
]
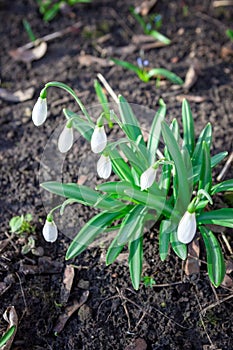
[{"xmin": 32, "ymin": 80, "xmax": 233, "ymax": 290}]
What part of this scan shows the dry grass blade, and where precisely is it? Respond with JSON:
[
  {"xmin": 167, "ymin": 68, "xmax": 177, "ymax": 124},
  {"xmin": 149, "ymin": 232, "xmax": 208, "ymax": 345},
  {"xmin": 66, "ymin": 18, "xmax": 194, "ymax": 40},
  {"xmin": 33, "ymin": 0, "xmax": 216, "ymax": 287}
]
[
  {"xmin": 0, "ymin": 87, "xmax": 34, "ymax": 103},
  {"xmin": 60, "ymin": 265, "xmax": 75, "ymax": 304},
  {"xmin": 2, "ymin": 306, "xmax": 18, "ymax": 350}
]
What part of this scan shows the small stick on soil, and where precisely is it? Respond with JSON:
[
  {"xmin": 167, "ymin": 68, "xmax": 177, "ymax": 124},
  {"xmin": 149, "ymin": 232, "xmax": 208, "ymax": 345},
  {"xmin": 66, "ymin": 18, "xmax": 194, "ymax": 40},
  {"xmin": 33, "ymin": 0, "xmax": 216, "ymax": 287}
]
[
  {"xmin": 213, "ymin": 0, "xmax": 233, "ymax": 7},
  {"xmin": 217, "ymin": 151, "xmax": 233, "ymax": 181},
  {"xmin": 200, "ymin": 293, "xmax": 233, "ymax": 314},
  {"xmin": 195, "ymin": 294, "xmax": 214, "ymax": 347},
  {"xmin": 97, "ymin": 73, "xmax": 118, "ymax": 104},
  {"xmin": 116, "ymin": 287, "xmax": 131, "ymax": 330},
  {"xmin": 221, "ymin": 232, "xmax": 233, "ymax": 255},
  {"xmin": 15, "ymin": 272, "xmax": 28, "ymax": 312}
]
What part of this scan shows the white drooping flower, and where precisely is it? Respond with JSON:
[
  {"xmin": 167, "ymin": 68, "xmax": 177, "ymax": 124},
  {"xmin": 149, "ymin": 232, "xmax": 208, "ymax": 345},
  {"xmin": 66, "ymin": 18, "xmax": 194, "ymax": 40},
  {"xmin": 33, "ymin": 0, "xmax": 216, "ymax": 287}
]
[
  {"xmin": 42, "ymin": 219, "xmax": 58, "ymax": 243},
  {"xmin": 32, "ymin": 97, "xmax": 47, "ymax": 126},
  {"xmin": 91, "ymin": 125, "xmax": 107, "ymax": 153},
  {"xmin": 140, "ymin": 166, "xmax": 157, "ymax": 191},
  {"xmin": 177, "ymin": 211, "xmax": 196, "ymax": 244},
  {"xmin": 97, "ymin": 155, "xmax": 112, "ymax": 179},
  {"xmin": 58, "ymin": 124, "xmax": 74, "ymax": 153}
]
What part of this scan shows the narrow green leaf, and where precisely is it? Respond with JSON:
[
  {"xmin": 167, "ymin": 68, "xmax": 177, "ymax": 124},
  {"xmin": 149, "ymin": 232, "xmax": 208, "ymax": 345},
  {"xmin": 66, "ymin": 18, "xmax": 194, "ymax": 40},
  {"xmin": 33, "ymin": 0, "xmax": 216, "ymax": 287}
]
[
  {"xmin": 147, "ymin": 99, "xmax": 166, "ymax": 165},
  {"xmin": 211, "ymin": 151, "xmax": 228, "ymax": 168},
  {"xmin": 116, "ymin": 205, "xmax": 147, "ymax": 246},
  {"xmin": 106, "ymin": 236, "xmax": 124, "ymax": 266},
  {"xmin": 170, "ymin": 118, "xmax": 180, "ymax": 142},
  {"xmin": 66, "ymin": 210, "xmax": 127, "ymax": 260},
  {"xmin": 199, "ymin": 226, "xmax": 225, "ymax": 287},
  {"xmin": 192, "ymin": 123, "xmax": 212, "ymax": 167},
  {"xmin": 119, "ymin": 143, "xmax": 146, "ymax": 172},
  {"xmin": 161, "ymin": 122, "xmax": 190, "ymax": 215},
  {"xmin": 198, "ymin": 141, "xmax": 212, "ymax": 193},
  {"xmin": 170, "ymin": 229, "xmax": 187, "ymax": 260},
  {"xmin": 40, "ymin": 182, "xmax": 126, "ymax": 212},
  {"xmin": 149, "ymin": 30, "xmax": 171, "ymax": 44},
  {"xmin": 108, "ymin": 148, "xmax": 134, "ymax": 182},
  {"xmin": 159, "ymin": 163, "xmax": 172, "ymax": 195},
  {"xmin": 211, "ymin": 179, "xmax": 233, "ymax": 195},
  {"xmin": 0, "ymin": 326, "xmax": 16, "ymax": 348},
  {"xmin": 182, "ymin": 99, "xmax": 195, "ymax": 156},
  {"xmin": 118, "ymin": 95, "xmax": 146, "ymax": 149},
  {"xmin": 159, "ymin": 220, "xmax": 171, "ymax": 261},
  {"xmin": 111, "ymin": 58, "xmax": 139, "ymax": 74},
  {"xmin": 147, "ymin": 68, "xmax": 183, "ymax": 85},
  {"xmin": 197, "ymin": 208, "xmax": 233, "ymax": 228},
  {"xmin": 129, "ymin": 236, "xmax": 143, "ymax": 290},
  {"xmin": 94, "ymin": 80, "xmax": 110, "ymax": 120}
]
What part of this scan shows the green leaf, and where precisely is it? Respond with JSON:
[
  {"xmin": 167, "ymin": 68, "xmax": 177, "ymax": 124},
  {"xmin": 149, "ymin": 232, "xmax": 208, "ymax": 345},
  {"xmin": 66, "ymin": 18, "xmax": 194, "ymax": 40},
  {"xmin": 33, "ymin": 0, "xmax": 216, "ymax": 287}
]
[
  {"xmin": 63, "ymin": 109, "xmax": 93, "ymax": 141},
  {"xmin": 119, "ymin": 143, "xmax": 147, "ymax": 172},
  {"xmin": 116, "ymin": 205, "xmax": 147, "ymax": 246},
  {"xmin": 66, "ymin": 210, "xmax": 127, "ymax": 260},
  {"xmin": 108, "ymin": 148, "xmax": 134, "ymax": 182},
  {"xmin": 161, "ymin": 122, "xmax": 190, "ymax": 215},
  {"xmin": 40, "ymin": 182, "xmax": 126, "ymax": 212},
  {"xmin": 111, "ymin": 58, "xmax": 139, "ymax": 74},
  {"xmin": 147, "ymin": 99, "xmax": 166, "ymax": 164},
  {"xmin": 149, "ymin": 30, "xmax": 171, "ymax": 45},
  {"xmin": 147, "ymin": 68, "xmax": 183, "ymax": 85},
  {"xmin": 9, "ymin": 215, "xmax": 24, "ymax": 233},
  {"xmin": 211, "ymin": 151, "xmax": 228, "ymax": 168},
  {"xmin": 199, "ymin": 226, "xmax": 225, "ymax": 287},
  {"xmin": 170, "ymin": 118, "xmax": 180, "ymax": 142},
  {"xmin": 0, "ymin": 325, "xmax": 16, "ymax": 348},
  {"xmin": 211, "ymin": 179, "xmax": 233, "ymax": 195},
  {"xmin": 170, "ymin": 229, "xmax": 187, "ymax": 260},
  {"xmin": 129, "ymin": 236, "xmax": 143, "ymax": 290},
  {"xmin": 106, "ymin": 235, "xmax": 124, "ymax": 266},
  {"xmin": 159, "ymin": 220, "xmax": 171, "ymax": 261},
  {"xmin": 159, "ymin": 163, "xmax": 172, "ymax": 195},
  {"xmin": 118, "ymin": 95, "xmax": 146, "ymax": 149},
  {"xmin": 197, "ymin": 208, "xmax": 233, "ymax": 228},
  {"xmin": 94, "ymin": 80, "xmax": 110, "ymax": 121},
  {"xmin": 192, "ymin": 123, "xmax": 212, "ymax": 167},
  {"xmin": 198, "ymin": 141, "xmax": 212, "ymax": 193},
  {"xmin": 182, "ymin": 99, "xmax": 195, "ymax": 156}
]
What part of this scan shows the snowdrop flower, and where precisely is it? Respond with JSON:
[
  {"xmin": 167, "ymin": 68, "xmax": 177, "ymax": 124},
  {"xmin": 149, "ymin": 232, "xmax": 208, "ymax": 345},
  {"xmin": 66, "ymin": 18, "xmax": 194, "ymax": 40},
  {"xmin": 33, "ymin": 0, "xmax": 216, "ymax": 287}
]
[
  {"xmin": 177, "ymin": 211, "xmax": 196, "ymax": 244},
  {"xmin": 58, "ymin": 123, "xmax": 74, "ymax": 153},
  {"xmin": 97, "ymin": 155, "xmax": 112, "ymax": 179},
  {"xmin": 140, "ymin": 166, "xmax": 157, "ymax": 191},
  {"xmin": 42, "ymin": 218, "xmax": 58, "ymax": 243},
  {"xmin": 91, "ymin": 125, "xmax": 107, "ymax": 153},
  {"xmin": 32, "ymin": 97, "xmax": 47, "ymax": 126}
]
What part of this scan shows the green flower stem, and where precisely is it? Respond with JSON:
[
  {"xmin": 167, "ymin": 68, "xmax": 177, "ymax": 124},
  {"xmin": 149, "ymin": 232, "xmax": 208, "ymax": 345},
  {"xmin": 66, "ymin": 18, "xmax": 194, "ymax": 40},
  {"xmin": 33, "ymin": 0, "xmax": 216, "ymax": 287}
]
[
  {"xmin": 44, "ymin": 81, "xmax": 92, "ymax": 124},
  {"xmin": 47, "ymin": 204, "xmax": 63, "ymax": 221}
]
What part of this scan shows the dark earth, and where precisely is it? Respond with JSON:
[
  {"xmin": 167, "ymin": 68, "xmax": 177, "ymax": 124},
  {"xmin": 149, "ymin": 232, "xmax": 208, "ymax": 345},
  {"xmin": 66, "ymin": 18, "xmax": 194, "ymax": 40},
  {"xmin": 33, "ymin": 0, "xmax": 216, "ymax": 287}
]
[{"xmin": 1, "ymin": 0, "xmax": 233, "ymax": 349}]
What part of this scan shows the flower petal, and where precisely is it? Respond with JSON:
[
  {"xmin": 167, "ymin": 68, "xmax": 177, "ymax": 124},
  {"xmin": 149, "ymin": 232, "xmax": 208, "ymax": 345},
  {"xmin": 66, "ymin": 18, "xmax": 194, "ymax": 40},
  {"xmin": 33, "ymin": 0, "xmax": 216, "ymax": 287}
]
[
  {"xmin": 97, "ymin": 155, "xmax": 112, "ymax": 179},
  {"xmin": 42, "ymin": 220, "xmax": 58, "ymax": 243},
  {"xmin": 91, "ymin": 126, "xmax": 107, "ymax": 153},
  {"xmin": 58, "ymin": 125, "xmax": 74, "ymax": 153},
  {"xmin": 32, "ymin": 97, "xmax": 47, "ymax": 126},
  {"xmin": 177, "ymin": 211, "xmax": 196, "ymax": 244},
  {"xmin": 140, "ymin": 167, "xmax": 157, "ymax": 191}
]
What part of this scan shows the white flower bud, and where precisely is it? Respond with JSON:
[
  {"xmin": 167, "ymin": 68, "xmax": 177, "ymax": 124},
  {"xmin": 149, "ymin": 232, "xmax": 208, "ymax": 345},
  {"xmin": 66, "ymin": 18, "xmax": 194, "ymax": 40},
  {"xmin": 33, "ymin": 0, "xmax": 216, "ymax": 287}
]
[
  {"xmin": 58, "ymin": 125, "xmax": 74, "ymax": 153},
  {"xmin": 177, "ymin": 211, "xmax": 196, "ymax": 244},
  {"xmin": 140, "ymin": 167, "xmax": 157, "ymax": 191},
  {"xmin": 97, "ymin": 155, "xmax": 112, "ymax": 179},
  {"xmin": 42, "ymin": 220, "xmax": 58, "ymax": 243},
  {"xmin": 32, "ymin": 97, "xmax": 47, "ymax": 126},
  {"xmin": 91, "ymin": 125, "xmax": 107, "ymax": 153}
]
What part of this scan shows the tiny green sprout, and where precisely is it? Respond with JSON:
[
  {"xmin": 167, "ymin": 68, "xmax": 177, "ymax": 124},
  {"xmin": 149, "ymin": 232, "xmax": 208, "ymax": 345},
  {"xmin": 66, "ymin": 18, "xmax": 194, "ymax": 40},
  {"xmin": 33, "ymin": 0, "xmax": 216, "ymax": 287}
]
[
  {"xmin": 226, "ymin": 29, "xmax": 233, "ymax": 41},
  {"xmin": 9, "ymin": 213, "xmax": 34, "ymax": 235},
  {"xmin": 142, "ymin": 276, "xmax": 156, "ymax": 288},
  {"xmin": 32, "ymin": 80, "xmax": 233, "ymax": 290},
  {"xmin": 111, "ymin": 57, "xmax": 183, "ymax": 85},
  {"xmin": 130, "ymin": 7, "xmax": 171, "ymax": 45}
]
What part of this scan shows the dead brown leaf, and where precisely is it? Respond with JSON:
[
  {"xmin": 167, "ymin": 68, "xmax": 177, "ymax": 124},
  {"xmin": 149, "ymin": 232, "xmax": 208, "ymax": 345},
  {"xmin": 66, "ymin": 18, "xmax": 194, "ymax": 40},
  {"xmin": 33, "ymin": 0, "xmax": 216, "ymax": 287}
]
[
  {"xmin": 183, "ymin": 63, "xmax": 200, "ymax": 90},
  {"xmin": 226, "ymin": 260, "xmax": 233, "ymax": 274},
  {"xmin": 9, "ymin": 41, "xmax": 47, "ymax": 63},
  {"xmin": 221, "ymin": 274, "xmax": 233, "ymax": 288},
  {"xmin": 125, "ymin": 338, "xmax": 147, "ymax": 350},
  {"xmin": 53, "ymin": 290, "xmax": 89, "ymax": 334},
  {"xmin": 184, "ymin": 238, "xmax": 200, "ymax": 276},
  {"xmin": 60, "ymin": 265, "xmax": 75, "ymax": 305},
  {"xmin": 134, "ymin": 0, "xmax": 157, "ymax": 16},
  {"xmin": 0, "ymin": 87, "xmax": 34, "ymax": 103},
  {"xmin": 221, "ymin": 44, "xmax": 233, "ymax": 59},
  {"xmin": 2, "ymin": 306, "xmax": 18, "ymax": 350},
  {"xmin": 77, "ymin": 55, "xmax": 113, "ymax": 67}
]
